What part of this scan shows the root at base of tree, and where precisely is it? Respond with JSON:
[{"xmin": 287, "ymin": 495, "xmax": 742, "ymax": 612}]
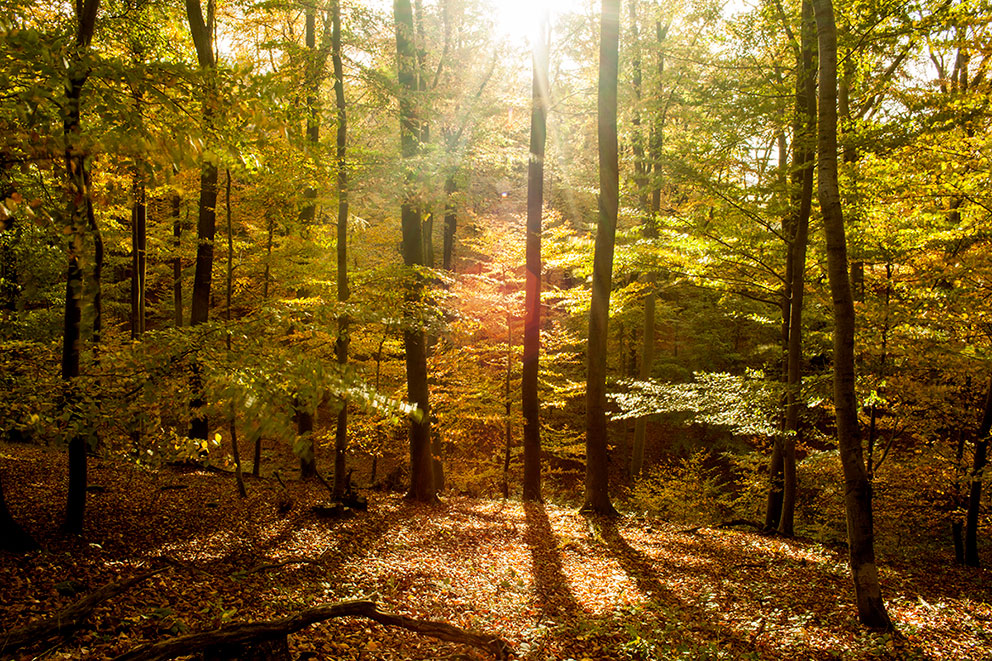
[{"xmin": 111, "ymin": 599, "xmax": 512, "ymax": 661}]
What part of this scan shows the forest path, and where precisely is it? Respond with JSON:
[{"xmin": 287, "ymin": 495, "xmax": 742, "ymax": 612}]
[{"xmin": 1, "ymin": 441, "xmax": 990, "ymax": 660}]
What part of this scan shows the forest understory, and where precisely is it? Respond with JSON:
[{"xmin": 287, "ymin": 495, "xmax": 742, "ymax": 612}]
[{"xmin": 2, "ymin": 440, "xmax": 990, "ymax": 661}]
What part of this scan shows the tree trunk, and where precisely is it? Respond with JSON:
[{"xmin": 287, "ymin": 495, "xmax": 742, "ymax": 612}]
[
  {"xmin": 631, "ymin": 2, "xmax": 661, "ymax": 478},
  {"xmin": 503, "ymin": 314, "xmax": 512, "ymax": 500},
  {"xmin": 582, "ymin": 0, "xmax": 620, "ymax": 517},
  {"xmin": 172, "ymin": 195, "xmax": 183, "ymax": 327},
  {"xmin": 522, "ymin": 14, "xmax": 549, "ymax": 503},
  {"xmin": 965, "ymin": 375, "xmax": 992, "ymax": 567},
  {"xmin": 442, "ymin": 176, "xmax": 457, "ymax": 271},
  {"xmin": 224, "ymin": 170, "xmax": 247, "ymax": 499},
  {"xmin": 131, "ymin": 176, "xmax": 146, "ymax": 339},
  {"xmin": 779, "ymin": 0, "xmax": 816, "ymax": 538},
  {"xmin": 298, "ymin": 5, "xmax": 318, "ymax": 227},
  {"xmin": 812, "ymin": 0, "xmax": 891, "ymax": 629},
  {"xmin": 61, "ymin": 0, "xmax": 100, "ymax": 537},
  {"xmin": 187, "ymin": 0, "xmax": 218, "ymax": 443},
  {"xmin": 331, "ymin": 0, "xmax": 350, "ymax": 502},
  {"xmin": 396, "ymin": 0, "xmax": 435, "ymax": 502},
  {"xmin": 294, "ymin": 3, "xmax": 320, "ymax": 480}
]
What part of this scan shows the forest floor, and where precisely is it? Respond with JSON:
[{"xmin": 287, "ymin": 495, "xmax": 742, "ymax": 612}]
[{"xmin": 2, "ymin": 441, "xmax": 992, "ymax": 660}]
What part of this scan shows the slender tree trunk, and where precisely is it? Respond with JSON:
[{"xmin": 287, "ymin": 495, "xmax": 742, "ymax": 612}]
[
  {"xmin": 61, "ymin": 0, "xmax": 100, "ymax": 537},
  {"xmin": 440, "ymin": 51, "xmax": 496, "ymax": 273},
  {"xmin": 331, "ymin": 0, "xmax": 350, "ymax": 501},
  {"xmin": 582, "ymin": 0, "xmax": 620, "ymax": 516},
  {"xmin": 295, "ymin": 4, "xmax": 320, "ymax": 480},
  {"xmin": 631, "ymin": 1, "xmax": 660, "ymax": 478},
  {"xmin": 442, "ymin": 176, "xmax": 457, "ymax": 271},
  {"xmin": 298, "ymin": 5, "xmax": 318, "ymax": 227},
  {"xmin": 396, "ymin": 0, "xmax": 435, "ymax": 502},
  {"xmin": 779, "ymin": 0, "xmax": 816, "ymax": 538},
  {"xmin": 965, "ymin": 375, "xmax": 992, "ymax": 567},
  {"xmin": 187, "ymin": 0, "xmax": 218, "ymax": 442},
  {"xmin": 131, "ymin": 176, "xmax": 146, "ymax": 339},
  {"xmin": 522, "ymin": 14, "xmax": 549, "ymax": 503},
  {"xmin": 812, "ymin": 0, "xmax": 891, "ymax": 629},
  {"xmin": 224, "ymin": 170, "xmax": 246, "ymax": 498},
  {"xmin": 172, "ymin": 195, "xmax": 183, "ymax": 327},
  {"xmin": 502, "ymin": 314, "xmax": 512, "ymax": 499},
  {"xmin": 262, "ymin": 211, "xmax": 274, "ymax": 301}
]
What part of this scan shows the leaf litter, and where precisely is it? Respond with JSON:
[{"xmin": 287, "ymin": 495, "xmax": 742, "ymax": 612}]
[{"xmin": 2, "ymin": 442, "xmax": 991, "ymax": 660}]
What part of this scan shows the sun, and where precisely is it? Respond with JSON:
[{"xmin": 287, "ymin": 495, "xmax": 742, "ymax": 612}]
[{"xmin": 492, "ymin": 0, "xmax": 584, "ymax": 45}]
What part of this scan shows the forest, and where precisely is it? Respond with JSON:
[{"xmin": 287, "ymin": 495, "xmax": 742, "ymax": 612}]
[{"xmin": 1, "ymin": 0, "xmax": 991, "ymax": 658}]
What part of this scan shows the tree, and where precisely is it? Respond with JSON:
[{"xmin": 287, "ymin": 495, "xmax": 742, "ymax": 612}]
[
  {"xmin": 186, "ymin": 0, "xmax": 219, "ymax": 442},
  {"xmin": 629, "ymin": 5, "xmax": 666, "ymax": 478},
  {"xmin": 395, "ymin": 0, "xmax": 435, "ymax": 502},
  {"xmin": 965, "ymin": 375, "xmax": 992, "ymax": 566},
  {"xmin": 331, "ymin": 0, "xmax": 351, "ymax": 501},
  {"xmin": 296, "ymin": 3, "xmax": 320, "ymax": 481},
  {"xmin": 61, "ymin": 0, "xmax": 101, "ymax": 536},
  {"xmin": 811, "ymin": 0, "xmax": 891, "ymax": 629},
  {"xmin": 582, "ymin": 0, "xmax": 620, "ymax": 516},
  {"xmin": 522, "ymin": 14, "xmax": 550, "ymax": 503},
  {"xmin": 775, "ymin": 0, "xmax": 817, "ymax": 538}
]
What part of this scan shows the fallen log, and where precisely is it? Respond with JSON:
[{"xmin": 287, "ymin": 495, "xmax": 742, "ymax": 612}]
[
  {"xmin": 1, "ymin": 567, "xmax": 164, "ymax": 656},
  {"xmin": 112, "ymin": 599, "xmax": 512, "ymax": 661}
]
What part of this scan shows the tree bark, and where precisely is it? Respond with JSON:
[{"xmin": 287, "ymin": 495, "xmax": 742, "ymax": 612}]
[
  {"xmin": 812, "ymin": 0, "xmax": 891, "ymax": 629},
  {"xmin": 395, "ymin": 0, "xmax": 435, "ymax": 502},
  {"xmin": 582, "ymin": 0, "xmax": 620, "ymax": 516},
  {"xmin": 61, "ymin": 0, "xmax": 100, "ymax": 537},
  {"xmin": 131, "ymin": 175, "xmax": 146, "ymax": 339},
  {"xmin": 172, "ymin": 195, "xmax": 183, "ymax": 327},
  {"xmin": 331, "ymin": 0, "xmax": 350, "ymax": 502},
  {"xmin": 778, "ymin": 0, "xmax": 816, "ymax": 538},
  {"xmin": 522, "ymin": 14, "xmax": 549, "ymax": 503},
  {"xmin": 295, "ymin": 4, "xmax": 320, "ymax": 480},
  {"xmin": 965, "ymin": 375, "xmax": 992, "ymax": 567},
  {"xmin": 187, "ymin": 0, "xmax": 218, "ymax": 443},
  {"xmin": 630, "ymin": 3, "xmax": 661, "ymax": 478},
  {"xmin": 223, "ymin": 170, "xmax": 247, "ymax": 498}
]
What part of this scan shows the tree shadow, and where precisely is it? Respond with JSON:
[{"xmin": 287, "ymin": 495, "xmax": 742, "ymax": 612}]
[
  {"xmin": 523, "ymin": 502, "xmax": 580, "ymax": 620},
  {"xmin": 594, "ymin": 516, "xmax": 758, "ymax": 654}
]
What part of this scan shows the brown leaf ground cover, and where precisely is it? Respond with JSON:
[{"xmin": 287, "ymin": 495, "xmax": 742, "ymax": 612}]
[{"xmin": 2, "ymin": 441, "xmax": 991, "ymax": 660}]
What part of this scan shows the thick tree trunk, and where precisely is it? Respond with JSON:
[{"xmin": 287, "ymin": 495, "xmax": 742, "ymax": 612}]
[
  {"xmin": 582, "ymin": 0, "xmax": 620, "ymax": 516},
  {"xmin": 395, "ymin": 0, "xmax": 435, "ymax": 502},
  {"xmin": 61, "ymin": 0, "xmax": 100, "ymax": 537},
  {"xmin": 779, "ymin": 0, "xmax": 816, "ymax": 538},
  {"xmin": 965, "ymin": 375, "xmax": 992, "ymax": 567},
  {"xmin": 522, "ymin": 14, "xmax": 549, "ymax": 503},
  {"xmin": 187, "ymin": 0, "xmax": 218, "ymax": 442},
  {"xmin": 812, "ymin": 0, "xmax": 891, "ymax": 629},
  {"xmin": 331, "ymin": 0, "xmax": 350, "ymax": 502}
]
